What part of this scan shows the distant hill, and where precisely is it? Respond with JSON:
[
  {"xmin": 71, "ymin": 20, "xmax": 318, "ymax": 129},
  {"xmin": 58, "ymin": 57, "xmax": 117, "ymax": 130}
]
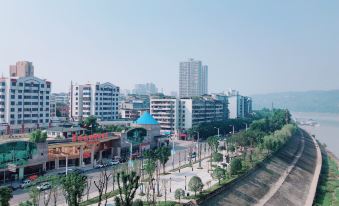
[{"xmin": 251, "ymin": 90, "xmax": 339, "ymax": 113}]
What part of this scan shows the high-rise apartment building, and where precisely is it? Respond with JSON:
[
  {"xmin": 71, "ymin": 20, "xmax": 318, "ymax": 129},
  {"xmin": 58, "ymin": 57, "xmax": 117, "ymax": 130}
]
[
  {"xmin": 132, "ymin": 83, "xmax": 158, "ymax": 95},
  {"xmin": 9, "ymin": 61, "xmax": 34, "ymax": 78},
  {"xmin": 0, "ymin": 61, "xmax": 51, "ymax": 133},
  {"xmin": 179, "ymin": 58, "xmax": 208, "ymax": 98},
  {"xmin": 202, "ymin": 65, "xmax": 208, "ymax": 95},
  {"xmin": 70, "ymin": 82, "xmax": 120, "ymax": 121}
]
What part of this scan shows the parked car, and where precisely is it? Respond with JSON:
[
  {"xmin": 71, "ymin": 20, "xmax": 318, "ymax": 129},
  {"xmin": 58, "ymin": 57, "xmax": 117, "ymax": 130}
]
[
  {"xmin": 95, "ymin": 163, "xmax": 105, "ymax": 169},
  {"xmin": 20, "ymin": 180, "xmax": 32, "ymax": 189},
  {"xmin": 109, "ymin": 160, "xmax": 120, "ymax": 166},
  {"xmin": 188, "ymin": 152, "xmax": 197, "ymax": 159},
  {"xmin": 37, "ymin": 182, "xmax": 51, "ymax": 191}
]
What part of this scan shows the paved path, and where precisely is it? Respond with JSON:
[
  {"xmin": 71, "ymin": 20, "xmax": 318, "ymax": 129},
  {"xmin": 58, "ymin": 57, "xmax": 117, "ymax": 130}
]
[
  {"xmin": 304, "ymin": 134, "xmax": 322, "ymax": 206},
  {"xmin": 9, "ymin": 140, "xmax": 210, "ymax": 206}
]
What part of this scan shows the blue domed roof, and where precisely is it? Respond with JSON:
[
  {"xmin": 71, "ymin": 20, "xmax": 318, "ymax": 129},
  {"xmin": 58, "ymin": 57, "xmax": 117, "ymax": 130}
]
[{"xmin": 135, "ymin": 112, "xmax": 159, "ymax": 125}]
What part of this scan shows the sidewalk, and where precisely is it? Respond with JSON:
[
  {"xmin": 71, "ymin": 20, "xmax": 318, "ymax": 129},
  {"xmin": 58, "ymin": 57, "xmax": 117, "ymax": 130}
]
[{"xmin": 90, "ymin": 157, "xmax": 217, "ymax": 206}]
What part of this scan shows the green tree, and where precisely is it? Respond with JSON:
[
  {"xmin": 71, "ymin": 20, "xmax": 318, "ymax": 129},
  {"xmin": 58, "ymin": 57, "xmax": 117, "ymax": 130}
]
[
  {"xmin": 29, "ymin": 187, "xmax": 40, "ymax": 206},
  {"xmin": 19, "ymin": 201, "xmax": 34, "ymax": 206},
  {"xmin": 0, "ymin": 186, "xmax": 13, "ymax": 206},
  {"xmin": 115, "ymin": 171, "xmax": 140, "ymax": 206},
  {"xmin": 230, "ymin": 158, "xmax": 242, "ymax": 175},
  {"xmin": 174, "ymin": 188, "xmax": 185, "ymax": 203},
  {"xmin": 207, "ymin": 136, "xmax": 219, "ymax": 153},
  {"xmin": 212, "ymin": 167, "xmax": 226, "ymax": 185},
  {"xmin": 212, "ymin": 152, "xmax": 223, "ymax": 163},
  {"xmin": 29, "ymin": 130, "xmax": 48, "ymax": 143},
  {"xmin": 188, "ymin": 176, "xmax": 204, "ymax": 196},
  {"xmin": 83, "ymin": 115, "xmax": 98, "ymax": 133},
  {"xmin": 61, "ymin": 172, "xmax": 87, "ymax": 206},
  {"xmin": 132, "ymin": 199, "xmax": 143, "ymax": 206},
  {"xmin": 228, "ymin": 145, "xmax": 236, "ymax": 152},
  {"xmin": 156, "ymin": 146, "xmax": 171, "ymax": 174}
]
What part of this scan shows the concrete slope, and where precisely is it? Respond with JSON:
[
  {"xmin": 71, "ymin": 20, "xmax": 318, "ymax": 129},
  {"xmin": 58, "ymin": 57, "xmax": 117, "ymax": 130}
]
[{"xmin": 200, "ymin": 130, "xmax": 319, "ymax": 206}]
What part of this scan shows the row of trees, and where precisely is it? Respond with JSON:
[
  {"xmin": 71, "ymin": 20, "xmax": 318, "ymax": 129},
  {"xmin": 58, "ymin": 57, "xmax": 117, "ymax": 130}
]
[
  {"xmin": 187, "ymin": 118, "xmax": 252, "ymax": 140},
  {"xmin": 4, "ymin": 169, "xmax": 141, "ymax": 206},
  {"xmin": 227, "ymin": 109, "xmax": 292, "ymax": 148}
]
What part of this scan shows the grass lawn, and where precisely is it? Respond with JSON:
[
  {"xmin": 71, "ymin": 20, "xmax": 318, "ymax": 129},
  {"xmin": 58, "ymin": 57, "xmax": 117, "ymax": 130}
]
[{"xmin": 314, "ymin": 147, "xmax": 339, "ymax": 206}]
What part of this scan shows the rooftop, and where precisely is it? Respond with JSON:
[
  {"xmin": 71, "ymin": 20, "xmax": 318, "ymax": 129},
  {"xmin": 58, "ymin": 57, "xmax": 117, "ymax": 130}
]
[{"xmin": 135, "ymin": 112, "xmax": 159, "ymax": 125}]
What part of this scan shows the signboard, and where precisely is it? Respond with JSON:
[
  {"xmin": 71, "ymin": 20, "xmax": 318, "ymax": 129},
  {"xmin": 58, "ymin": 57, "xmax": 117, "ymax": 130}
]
[
  {"xmin": 72, "ymin": 133, "xmax": 109, "ymax": 142},
  {"xmin": 7, "ymin": 163, "xmax": 17, "ymax": 172}
]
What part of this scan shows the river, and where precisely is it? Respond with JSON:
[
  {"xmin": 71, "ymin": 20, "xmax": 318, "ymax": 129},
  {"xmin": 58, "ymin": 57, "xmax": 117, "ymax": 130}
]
[{"xmin": 293, "ymin": 112, "xmax": 339, "ymax": 158}]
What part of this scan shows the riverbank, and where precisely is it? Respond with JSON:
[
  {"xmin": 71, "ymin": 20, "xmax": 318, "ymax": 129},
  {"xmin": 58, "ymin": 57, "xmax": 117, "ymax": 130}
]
[{"xmin": 313, "ymin": 144, "xmax": 339, "ymax": 206}]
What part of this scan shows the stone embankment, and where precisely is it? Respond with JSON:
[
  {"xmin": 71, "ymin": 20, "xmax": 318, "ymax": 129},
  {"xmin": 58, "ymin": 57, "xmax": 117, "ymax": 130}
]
[{"xmin": 199, "ymin": 129, "xmax": 321, "ymax": 206}]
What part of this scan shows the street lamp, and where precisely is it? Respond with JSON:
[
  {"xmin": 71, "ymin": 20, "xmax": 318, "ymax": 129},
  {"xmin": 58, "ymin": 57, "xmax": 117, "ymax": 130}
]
[
  {"xmin": 229, "ymin": 125, "xmax": 235, "ymax": 134},
  {"xmin": 170, "ymin": 177, "xmax": 172, "ymax": 192},
  {"xmin": 170, "ymin": 136, "xmax": 175, "ymax": 170},
  {"xmin": 185, "ymin": 176, "xmax": 187, "ymax": 190},
  {"xmin": 214, "ymin": 127, "xmax": 220, "ymax": 137},
  {"xmin": 196, "ymin": 132, "xmax": 203, "ymax": 169}
]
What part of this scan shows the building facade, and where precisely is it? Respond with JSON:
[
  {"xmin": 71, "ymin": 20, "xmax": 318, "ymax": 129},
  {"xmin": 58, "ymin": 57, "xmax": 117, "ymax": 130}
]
[
  {"xmin": 0, "ymin": 61, "xmax": 51, "ymax": 134},
  {"xmin": 179, "ymin": 58, "xmax": 208, "ymax": 98},
  {"xmin": 179, "ymin": 97, "xmax": 224, "ymax": 130},
  {"xmin": 227, "ymin": 90, "xmax": 252, "ymax": 119},
  {"xmin": 120, "ymin": 95, "xmax": 150, "ymax": 120},
  {"xmin": 70, "ymin": 82, "xmax": 120, "ymax": 121},
  {"xmin": 150, "ymin": 95, "xmax": 179, "ymax": 135},
  {"xmin": 132, "ymin": 82, "xmax": 158, "ymax": 95},
  {"xmin": 150, "ymin": 95, "xmax": 225, "ymax": 134}
]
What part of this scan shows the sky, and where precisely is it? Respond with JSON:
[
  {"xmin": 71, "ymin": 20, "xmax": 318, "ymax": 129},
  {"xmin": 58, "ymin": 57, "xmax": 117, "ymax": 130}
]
[{"xmin": 0, "ymin": 0, "xmax": 338, "ymax": 96}]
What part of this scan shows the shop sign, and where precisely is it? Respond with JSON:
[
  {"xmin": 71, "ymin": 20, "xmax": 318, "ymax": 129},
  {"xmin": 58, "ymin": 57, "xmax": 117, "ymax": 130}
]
[{"xmin": 72, "ymin": 133, "xmax": 109, "ymax": 142}]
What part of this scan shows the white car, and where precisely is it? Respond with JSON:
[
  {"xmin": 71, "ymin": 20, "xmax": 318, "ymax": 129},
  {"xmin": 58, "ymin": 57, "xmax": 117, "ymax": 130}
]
[
  {"xmin": 109, "ymin": 160, "xmax": 120, "ymax": 166},
  {"xmin": 20, "ymin": 180, "xmax": 32, "ymax": 189},
  {"xmin": 37, "ymin": 182, "xmax": 51, "ymax": 191}
]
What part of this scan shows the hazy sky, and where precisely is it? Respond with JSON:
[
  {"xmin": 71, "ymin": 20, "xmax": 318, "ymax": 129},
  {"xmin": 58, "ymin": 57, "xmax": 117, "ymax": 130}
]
[{"xmin": 0, "ymin": 0, "xmax": 338, "ymax": 95}]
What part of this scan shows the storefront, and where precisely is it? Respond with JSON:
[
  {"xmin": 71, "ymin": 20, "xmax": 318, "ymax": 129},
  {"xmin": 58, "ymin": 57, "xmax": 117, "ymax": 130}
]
[{"xmin": 46, "ymin": 132, "xmax": 121, "ymax": 169}]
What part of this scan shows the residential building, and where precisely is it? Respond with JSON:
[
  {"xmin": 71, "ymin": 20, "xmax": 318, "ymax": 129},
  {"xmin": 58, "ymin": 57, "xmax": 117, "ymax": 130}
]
[
  {"xmin": 227, "ymin": 89, "xmax": 252, "ymax": 119},
  {"xmin": 51, "ymin": 93, "xmax": 70, "ymax": 118},
  {"xmin": 179, "ymin": 96, "xmax": 224, "ymax": 130},
  {"xmin": 150, "ymin": 94, "xmax": 225, "ymax": 134},
  {"xmin": 0, "ymin": 61, "xmax": 51, "ymax": 134},
  {"xmin": 179, "ymin": 58, "xmax": 208, "ymax": 98},
  {"xmin": 150, "ymin": 95, "xmax": 179, "ymax": 135},
  {"xmin": 69, "ymin": 82, "xmax": 120, "ymax": 121},
  {"xmin": 52, "ymin": 92, "xmax": 69, "ymax": 105},
  {"xmin": 120, "ymin": 94, "xmax": 150, "ymax": 120},
  {"xmin": 211, "ymin": 93, "xmax": 229, "ymax": 120},
  {"xmin": 132, "ymin": 82, "xmax": 158, "ymax": 95},
  {"xmin": 9, "ymin": 61, "xmax": 34, "ymax": 78}
]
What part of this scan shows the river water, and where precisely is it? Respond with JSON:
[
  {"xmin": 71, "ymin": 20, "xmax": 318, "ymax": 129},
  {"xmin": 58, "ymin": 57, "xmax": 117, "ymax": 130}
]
[{"xmin": 293, "ymin": 112, "xmax": 339, "ymax": 158}]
